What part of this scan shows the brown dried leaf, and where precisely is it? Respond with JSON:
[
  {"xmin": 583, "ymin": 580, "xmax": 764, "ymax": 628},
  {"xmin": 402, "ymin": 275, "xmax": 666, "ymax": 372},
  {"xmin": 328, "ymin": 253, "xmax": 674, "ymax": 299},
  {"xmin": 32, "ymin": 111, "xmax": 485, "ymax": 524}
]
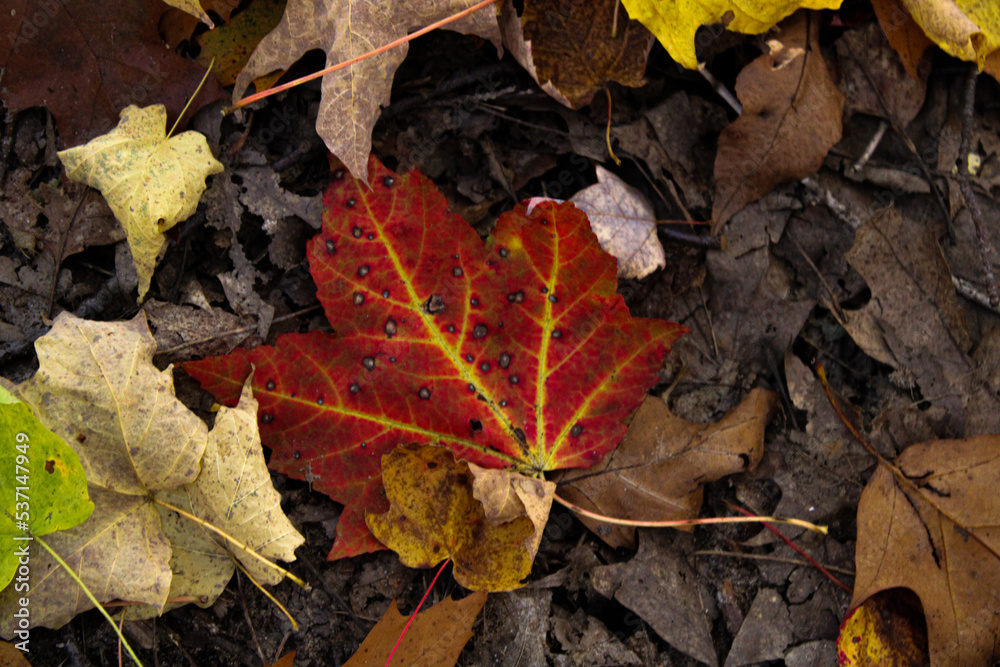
[
  {"xmin": 0, "ymin": 0, "xmax": 222, "ymax": 148},
  {"xmin": 852, "ymin": 434, "xmax": 1000, "ymax": 664},
  {"xmin": 343, "ymin": 591, "xmax": 487, "ymax": 667},
  {"xmin": 842, "ymin": 207, "xmax": 973, "ymax": 436},
  {"xmin": 711, "ymin": 12, "xmax": 843, "ymax": 232},
  {"xmin": 500, "ymin": 0, "xmax": 654, "ymax": 108},
  {"xmin": 233, "ymin": 0, "xmax": 501, "ymax": 181},
  {"xmin": 558, "ymin": 388, "xmax": 778, "ymax": 549}
]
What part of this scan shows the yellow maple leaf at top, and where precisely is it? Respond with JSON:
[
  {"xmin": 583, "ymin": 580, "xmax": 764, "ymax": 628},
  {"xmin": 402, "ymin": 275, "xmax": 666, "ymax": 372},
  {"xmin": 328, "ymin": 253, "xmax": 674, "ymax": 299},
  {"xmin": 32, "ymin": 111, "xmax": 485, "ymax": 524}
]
[
  {"xmin": 58, "ymin": 105, "xmax": 224, "ymax": 299},
  {"xmin": 622, "ymin": 0, "xmax": 844, "ymax": 69}
]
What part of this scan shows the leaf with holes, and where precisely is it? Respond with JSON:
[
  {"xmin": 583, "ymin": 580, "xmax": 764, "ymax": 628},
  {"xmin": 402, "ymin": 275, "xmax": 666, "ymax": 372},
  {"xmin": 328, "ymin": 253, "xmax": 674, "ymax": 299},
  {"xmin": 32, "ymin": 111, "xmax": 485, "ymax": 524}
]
[{"xmin": 185, "ymin": 154, "xmax": 687, "ymax": 559}]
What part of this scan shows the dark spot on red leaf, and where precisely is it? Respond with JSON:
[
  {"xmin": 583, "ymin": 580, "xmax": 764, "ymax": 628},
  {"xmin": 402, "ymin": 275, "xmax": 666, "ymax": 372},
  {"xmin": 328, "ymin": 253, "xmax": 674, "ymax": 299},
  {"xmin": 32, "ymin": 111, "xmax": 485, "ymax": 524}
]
[
  {"xmin": 499, "ymin": 353, "xmax": 511, "ymax": 368},
  {"xmin": 357, "ymin": 265, "xmax": 370, "ymax": 277},
  {"xmin": 325, "ymin": 239, "xmax": 336, "ymax": 253},
  {"xmin": 467, "ymin": 383, "xmax": 476, "ymax": 392},
  {"xmin": 480, "ymin": 362, "xmax": 491, "ymax": 372},
  {"xmin": 447, "ymin": 325, "xmax": 456, "ymax": 333},
  {"xmin": 293, "ymin": 451, "xmax": 301, "ymax": 459},
  {"xmin": 333, "ymin": 169, "xmax": 345, "ymax": 179},
  {"xmin": 473, "ymin": 324, "xmax": 488, "ymax": 338},
  {"xmin": 353, "ymin": 292, "xmax": 365, "ymax": 305},
  {"xmin": 465, "ymin": 354, "xmax": 474, "ymax": 362},
  {"xmin": 470, "ymin": 419, "xmax": 483, "ymax": 432},
  {"xmin": 552, "ymin": 329, "xmax": 562, "ymax": 339},
  {"xmin": 363, "ymin": 357, "xmax": 375, "ymax": 370},
  {"xmin": 570, "ymin": 424, "xmax": 583, "ymax": 437},
  {"xmin": 424, "ymin": 294, "xmax": 445, "ymax": 314},
  {"xmin": 385, "ymin": 318, "xmax": 397, "ymax": 338},
  {"xmin": 383, "ymin": 176, "xmax": 395, "ymax": 187},
  {"xmin": 346, "ymin": 198, "xmax": 356, "ymax": 208},
  {"xmin": 499, "ymin": 247, "xmax": 509, "ymax": 258},
  {"xmin": 470, "ymin": 298, "xmax": 479, "ymax": 307},
  {"xmin": 453, "ymin": 267, "xmax": 463, "ymax": 277},
  {"xmin": 418, "ymin": 387, "xmax": 431, "ymax": 400},
  {"xmin": 367, "ymin": 233, "xmax": 374, "ymax": 240},
  {"xmin": 317, "ymin": 397, "xmax": 324, "ymax": 405},
  {"xmin": 500, "ymin": 400, "xmax": 507, "ymax": 407},
  {"xmin": 548, "ymin": 294, "xmax": 558, "ymax": 303},
  {"xmin": 507, "ymin": 291, "xmax": 524, "ymax": 303},
  {"xmin": 540, "ymin": 286, "xmax": 549, "ymax": 293},
  {"xmin": 266, "ymin": 381, "xmax": 276, "ymax": 390},
  {"xmin": 261, "ymin": 414, "xmax": 274, "ymax": 424},
  {"xmin": 509, "ymin": 375, "xmax": 520, "ymax": 384},
  {"xmin": 352, "ymin": 226, "xmax": 362, "ymax": 238},
  {"xmin": 514, "ymin": 428, "xmax": 526, "ymax": 444},
  {"xmin": 349, "ymin": 383, "xmax": 361, "ymax": 394}
]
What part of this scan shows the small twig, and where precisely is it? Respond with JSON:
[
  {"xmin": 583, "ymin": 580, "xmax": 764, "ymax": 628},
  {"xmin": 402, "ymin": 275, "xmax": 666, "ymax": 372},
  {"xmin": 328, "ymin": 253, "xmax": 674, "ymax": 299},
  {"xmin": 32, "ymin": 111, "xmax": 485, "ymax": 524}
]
[
  {"xmin": 956, "ymin": 63, "xmax": 999, "ymax": 307},
  {"xmin": 692, "ymin": 550, "xmax": 855, "ymax": 577},
  {"xmin": 48, "ymin": 189, "xmax": 91, "ymax": 318},
  {"xmin": 235, "ymin": 569, "xmax": 266, "ymax": 664},
  {"xmin": 850, "ymin": 119, "xmax": 889, "ymax": 173},
  {"xmin": 658, "ymin": 224, "xmax": 723, "ymax": 250},
  {"xmin": 788, "ymin": 233, "xmax": 847, "ymax": 322},
  {"xmin": 953, "ymin": 275, "xmax": 1000, "ymax": 315},
  {"xmin": 385, "ymin": 559, "xmax": 451, "ymax": 667},
  {"xmin": 698, "ymin": 63, "xmax": 741, "ymax": 114},
  {"xmin": 697, "ymin": 285, "xmax": 720, "ymax": 360},
  {"xmin": 158, "ymin": 304, "xmax": 322, "ymax": 355}
]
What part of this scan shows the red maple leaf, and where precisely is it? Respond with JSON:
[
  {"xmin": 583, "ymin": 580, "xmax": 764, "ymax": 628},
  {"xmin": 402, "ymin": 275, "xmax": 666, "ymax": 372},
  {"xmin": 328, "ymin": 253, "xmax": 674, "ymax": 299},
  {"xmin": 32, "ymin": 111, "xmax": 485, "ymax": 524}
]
[{"xmin": 186, "ymin": 155, "xmax": 686, "ymax": 558}]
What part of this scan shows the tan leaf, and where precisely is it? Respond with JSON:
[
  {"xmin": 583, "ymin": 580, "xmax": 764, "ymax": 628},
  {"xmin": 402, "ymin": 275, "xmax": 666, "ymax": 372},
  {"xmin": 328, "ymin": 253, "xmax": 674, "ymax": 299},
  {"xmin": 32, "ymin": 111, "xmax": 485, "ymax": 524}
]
[
  {"xmin": 558, "ymin": 388, "xmax": 778, "ymax": 549},
  {"xmin": 711, "ymin": 12, "xmax": 843, "ymax": 232},
  {"xmin": 343, "ymin": 591, "xmax": 487, "ymax": 667},
  {"xmin": 467, "ymin": 462, "xmax": 554, "ymax": 561},
  {"xmin": 500, "ymin": 0, "xmax": 653, "ymax": 108},
  {"xmin": 233, "ymin": 0, "xmax": 501, "ymax": 181},
  {"xmin": 570, "ymin": 166, "xmax": 666, "ymax": 279},
  {"xmin": 852, "ymin": 434, "xmax": 1000, "ymax": 664},
  {"xmin": 162, "ymin": 0, "xmax": 214, "ymax": 27},
  {"xmin": 58, "ymin": 105, "xmax": 224, "ymax": 298}
]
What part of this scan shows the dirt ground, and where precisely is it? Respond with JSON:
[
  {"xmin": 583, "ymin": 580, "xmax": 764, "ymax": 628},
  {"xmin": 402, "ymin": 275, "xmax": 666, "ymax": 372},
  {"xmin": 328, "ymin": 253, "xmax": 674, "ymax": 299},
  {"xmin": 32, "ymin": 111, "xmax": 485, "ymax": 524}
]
[{"xmin": 4, "ymin": 9, "xmax": 999, "ymax": 666}]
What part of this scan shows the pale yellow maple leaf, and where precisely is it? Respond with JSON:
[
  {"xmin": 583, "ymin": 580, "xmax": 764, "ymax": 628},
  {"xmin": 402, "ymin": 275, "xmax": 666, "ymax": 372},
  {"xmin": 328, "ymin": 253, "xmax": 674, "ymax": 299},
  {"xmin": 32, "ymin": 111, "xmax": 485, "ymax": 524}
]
[
  {"xmin": 57, "ymin": 105, "xmax": 224, "ymax": 299},
  {"xmin": 0, "ymin": 313, "xmax": 301, "ymax": 632},
  {"xmin": 622, "ymin": 0, "xmax": 844, "ymax": 69}
]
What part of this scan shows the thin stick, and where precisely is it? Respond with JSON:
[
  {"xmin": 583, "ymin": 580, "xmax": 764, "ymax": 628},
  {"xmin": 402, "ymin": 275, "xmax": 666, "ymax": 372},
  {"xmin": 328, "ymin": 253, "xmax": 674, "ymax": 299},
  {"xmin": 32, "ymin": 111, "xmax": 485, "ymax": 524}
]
[
  {"xmin": 33, "ymin": 535, "xmax": 144, "ymax": 666},
  {"xmin": 956, "ymin": 63, "xmax": 998, "ymax": 307},
  {"xmin": 385, "ymin": 558, "xmax": 451, "ymax": 667},
  {"xmin": 153, "ymin": 498, "xmax": 308, "ymax": 588},
  {"xmin": 157, "ymin": 304, "xmax": 322, "ymax": 355},
  {"xmin": 552, "ymin": 493, "xmax": 827, "ymax": 534},
  {"xmin": 850, "ymin": 119, "xmax": 889, "ymax": 173},
  {"xmin": 229, "ymin": 0, "xmax": 498, "ymax": 113},
  {"xmin": 693, "ymin": 550, "xmax": 856, "ymax": 576}
]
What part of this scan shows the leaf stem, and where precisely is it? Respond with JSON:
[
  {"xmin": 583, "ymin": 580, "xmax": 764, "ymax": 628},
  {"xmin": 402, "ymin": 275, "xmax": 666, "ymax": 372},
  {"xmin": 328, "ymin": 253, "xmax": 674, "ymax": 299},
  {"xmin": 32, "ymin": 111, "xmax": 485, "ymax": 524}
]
[
  {"xmin": 385, "ymin": 558, "xmax": 452, "ymax": 667},
  {"xmin": 33, "ymin": 535, "xmax": 144, "ymax": 667},
  {"xmin": 552, "ymin": 493, "xmax": 827, "ymax": 534},
  {"xmin": 152, "ymin": 498, "xmax": 309, "ymax": 589},
  {"xmin": 226, "ymin": 0, "xmax": 499, "ymax": 113},
  {"xmin": 167, "ymin": 58, "xmax": 215, "ymax": 140}
]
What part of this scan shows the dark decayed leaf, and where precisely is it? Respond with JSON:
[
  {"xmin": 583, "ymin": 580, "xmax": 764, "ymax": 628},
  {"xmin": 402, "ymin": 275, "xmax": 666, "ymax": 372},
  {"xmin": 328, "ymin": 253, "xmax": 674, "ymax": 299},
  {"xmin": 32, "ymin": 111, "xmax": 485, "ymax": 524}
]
[{"xmin": 186, "ymin": 155, "xmax": 686, "ymax": 558}]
